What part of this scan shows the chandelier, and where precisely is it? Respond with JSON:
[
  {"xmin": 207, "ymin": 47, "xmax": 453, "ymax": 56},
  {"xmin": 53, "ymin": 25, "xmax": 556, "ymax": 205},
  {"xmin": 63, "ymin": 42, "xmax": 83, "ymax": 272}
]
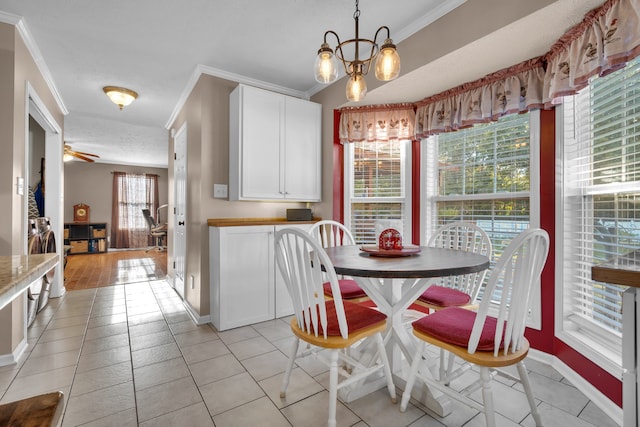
[{"xmin": 314, "ymin": 0, "xmax": 401, "ymax": 102}]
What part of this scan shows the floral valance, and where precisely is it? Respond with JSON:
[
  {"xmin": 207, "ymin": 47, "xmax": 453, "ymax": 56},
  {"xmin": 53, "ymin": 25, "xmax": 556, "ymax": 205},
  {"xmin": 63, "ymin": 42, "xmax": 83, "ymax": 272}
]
[
  {"xmin": 412, "ymin": 0, "xmax": 640, "ymax": 138},
  {"xmin": 543, "ymin": 0, "xmax": 640, "ymax": 105},
  {"xmin": 414, "ymin": 58, "xmax": 545, "ymax": 139},
  {"xmin": 339, "ymin": 103, "xmax": 415, "ymax": 143}
]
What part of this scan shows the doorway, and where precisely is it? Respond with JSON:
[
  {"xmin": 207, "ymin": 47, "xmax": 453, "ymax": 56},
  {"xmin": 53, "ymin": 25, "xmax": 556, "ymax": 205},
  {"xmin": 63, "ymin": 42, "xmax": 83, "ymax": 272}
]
[{"xmin": 26, "ymin": 84, "xmax": 64, "ymax": 298}]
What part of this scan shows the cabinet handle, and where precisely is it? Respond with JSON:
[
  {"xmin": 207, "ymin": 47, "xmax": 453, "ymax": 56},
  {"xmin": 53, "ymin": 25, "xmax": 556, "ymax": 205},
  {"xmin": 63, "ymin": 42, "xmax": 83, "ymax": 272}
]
[{"xmin": 178, "ymin": 221, "xmax": 185, "ymax": 226}]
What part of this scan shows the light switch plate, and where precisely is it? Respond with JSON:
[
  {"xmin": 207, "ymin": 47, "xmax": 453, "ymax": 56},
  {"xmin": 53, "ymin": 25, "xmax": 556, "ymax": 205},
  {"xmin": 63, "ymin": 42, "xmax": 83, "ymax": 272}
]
[{"xmin": 213, "ymin": 184, "xmax": 228, "ymax": 198}]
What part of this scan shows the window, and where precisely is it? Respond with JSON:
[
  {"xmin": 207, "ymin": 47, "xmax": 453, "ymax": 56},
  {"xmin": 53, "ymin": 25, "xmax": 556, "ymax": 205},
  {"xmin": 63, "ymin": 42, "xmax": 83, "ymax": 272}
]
[
  {"xmin": 558, "ymin": 56, "xmax": 640, "ymax": 373},
  {"xmin": 344, "ymin": 139, "xmax": 412, "ymax": 244},
  {"xmin": 111, "ymin": 172, "xmax": 160, "ymax": 249},
  {"xmin": 422, "ymin": 112, "xmax": 540, "ymax": 325}
]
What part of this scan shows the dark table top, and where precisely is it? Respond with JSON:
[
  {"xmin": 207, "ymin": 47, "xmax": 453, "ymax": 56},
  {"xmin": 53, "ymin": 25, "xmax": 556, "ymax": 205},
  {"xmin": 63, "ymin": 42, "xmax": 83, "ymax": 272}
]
[
  {"xmin": 323, "ymin": 245, "xmax": 490, "ymax": 279},
  {"xmin": 592, "ymin": 249, "xmax": 640, "ymax": 288}
]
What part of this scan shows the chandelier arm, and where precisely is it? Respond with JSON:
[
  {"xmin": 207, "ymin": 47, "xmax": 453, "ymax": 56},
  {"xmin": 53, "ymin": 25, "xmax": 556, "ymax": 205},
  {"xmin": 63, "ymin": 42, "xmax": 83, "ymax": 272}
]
[
  {"xmin": 373, "ymin": 25, "xmax": 391, "ymax": 44},
  {"xmin": 323, "ymin": 30, "xmax": 342, "ymax": 47}
]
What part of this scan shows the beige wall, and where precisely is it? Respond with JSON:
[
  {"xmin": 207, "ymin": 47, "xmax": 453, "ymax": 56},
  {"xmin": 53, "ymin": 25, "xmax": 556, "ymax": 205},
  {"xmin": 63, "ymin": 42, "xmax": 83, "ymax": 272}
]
[
  {"xmin": 64, "ymin": 162, "xmax": 169, "ymax": 237},
  {"xmin": 0, "ymin": 22, "xmax": 65, "ymax": 357}
]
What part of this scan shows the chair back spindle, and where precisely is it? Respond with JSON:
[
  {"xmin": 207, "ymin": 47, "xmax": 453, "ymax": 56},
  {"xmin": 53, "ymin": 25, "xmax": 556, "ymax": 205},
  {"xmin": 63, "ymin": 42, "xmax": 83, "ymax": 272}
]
[
  {"xmin": 275, "ymin": 228, "xmax": 348, "ymax": 339},
  {"xmin": 468, "ymin": 228, "xmax": 549, "ymax": 356}
]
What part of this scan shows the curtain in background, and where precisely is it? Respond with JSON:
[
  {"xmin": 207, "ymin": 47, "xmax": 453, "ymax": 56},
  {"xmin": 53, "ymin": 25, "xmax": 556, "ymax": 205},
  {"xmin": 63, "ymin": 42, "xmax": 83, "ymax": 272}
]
[
  {"xmin": 111, "ymin": 172, "xmax": 159, "ymax": 249},
  {"xmin": 339, "ymin": 103, "xmax": 415, "ymax": 143}
]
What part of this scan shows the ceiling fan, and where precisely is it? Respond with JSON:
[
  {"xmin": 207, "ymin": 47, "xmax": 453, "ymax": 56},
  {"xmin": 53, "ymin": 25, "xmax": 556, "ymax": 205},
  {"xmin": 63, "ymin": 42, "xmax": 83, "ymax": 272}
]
[{"xmin": 63, "ymin": 144, "xmax": 100, "ymax": 163}]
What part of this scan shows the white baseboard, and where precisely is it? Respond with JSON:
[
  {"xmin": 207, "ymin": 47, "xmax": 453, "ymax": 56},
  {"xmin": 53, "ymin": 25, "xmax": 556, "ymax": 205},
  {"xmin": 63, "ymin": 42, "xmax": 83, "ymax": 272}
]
[
  {"xmin": 528, "ymin": 348, "xmax": 623, "ymax": 426},
  {"xmin": 183, "ymin": 300, "xmax": 211, "ymax": 325},
  {"xmin": 0, "ymin": 339, "xmax": 28, "ymax": 367}
]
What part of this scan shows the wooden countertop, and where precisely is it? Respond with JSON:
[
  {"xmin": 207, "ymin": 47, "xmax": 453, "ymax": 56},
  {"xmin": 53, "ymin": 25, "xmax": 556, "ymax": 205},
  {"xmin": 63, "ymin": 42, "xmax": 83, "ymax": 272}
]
[
  {"xmin": 207, "ymin": 217, "xmax": 321, "ymax": 227},
  {"xmin": 0, "ymin": 254, "xmax": 59, "ymax": 311},
  {"xmin": 591, "ymin": 250, "xmax": 640, "ymax": 288}
]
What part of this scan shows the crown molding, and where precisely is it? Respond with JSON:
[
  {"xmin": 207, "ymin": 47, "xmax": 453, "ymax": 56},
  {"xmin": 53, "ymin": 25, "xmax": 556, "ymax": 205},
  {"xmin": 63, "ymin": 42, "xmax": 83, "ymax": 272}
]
[
  {"xmin": 0, "ymin": 11, "xmax": 68, "ymax": 115},
  {"xmin": 165, "ymin": 64, "xmax": 310, "ymax": 130}
]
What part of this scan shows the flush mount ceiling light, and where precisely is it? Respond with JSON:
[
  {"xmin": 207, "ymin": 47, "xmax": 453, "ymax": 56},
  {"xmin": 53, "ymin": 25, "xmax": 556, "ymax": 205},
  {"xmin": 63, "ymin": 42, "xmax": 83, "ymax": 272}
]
[
  {"xmin": 103, "ymin": 86, "xmax": 138, "ymax": 110},
  {"xmin": 314, "ymin": 0, "xmax": 401, "ymax": 102}
]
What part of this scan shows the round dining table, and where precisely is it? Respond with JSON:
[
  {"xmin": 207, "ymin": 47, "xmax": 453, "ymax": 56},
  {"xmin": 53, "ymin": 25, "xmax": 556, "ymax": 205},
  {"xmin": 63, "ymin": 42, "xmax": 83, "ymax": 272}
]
[{"xmin": 323, "ymin": 244, "xmax": 490, "ymax": 414}]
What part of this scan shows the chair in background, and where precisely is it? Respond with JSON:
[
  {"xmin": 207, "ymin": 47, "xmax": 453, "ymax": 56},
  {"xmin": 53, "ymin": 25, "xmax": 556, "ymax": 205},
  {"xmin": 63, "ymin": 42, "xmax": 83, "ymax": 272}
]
[
  {"xmin": 309, "ymin": 220, "xmax": 369, "ymax": 303},
  {"xmin": 400, "ymin": 228, "xmax": 550, "ymax": 427},
  {"xmin": 142, "ymin": 207, "xmax": 167, "ymax": 252},
  {"xmin": 412, "ymin": 221, "xmax": 493, "ymax": 382},
  {"xmin": 275, "ymin": 228, "xmax": 396, "ymax": 427},
  {"xmin": 416, "ymin": 221, "xmax": 493, "ymax": 312}
]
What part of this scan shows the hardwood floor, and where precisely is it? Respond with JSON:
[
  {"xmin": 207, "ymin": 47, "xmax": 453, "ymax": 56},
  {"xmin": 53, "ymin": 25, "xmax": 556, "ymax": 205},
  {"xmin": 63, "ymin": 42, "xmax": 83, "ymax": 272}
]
[{"xmin": 63, "ymin": 249, "xmax": 167, "ymax": 290}]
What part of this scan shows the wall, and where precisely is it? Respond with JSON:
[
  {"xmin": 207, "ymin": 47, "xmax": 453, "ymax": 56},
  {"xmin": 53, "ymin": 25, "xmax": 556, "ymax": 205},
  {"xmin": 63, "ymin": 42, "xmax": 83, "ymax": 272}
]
[
  {"xmin": 0, "ymin": 21, "xmax": 64, "ymax": 360},
  {"xmin": 64, "ymin": 162, "xmax": 168, "ymax": 235}
]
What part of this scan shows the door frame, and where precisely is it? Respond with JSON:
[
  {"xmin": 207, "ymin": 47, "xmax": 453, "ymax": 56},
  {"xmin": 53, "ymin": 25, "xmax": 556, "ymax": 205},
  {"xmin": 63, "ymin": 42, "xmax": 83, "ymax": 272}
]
[{"xmin": 24, "ymin": 82, "xmax": 64, "ymax": 298}]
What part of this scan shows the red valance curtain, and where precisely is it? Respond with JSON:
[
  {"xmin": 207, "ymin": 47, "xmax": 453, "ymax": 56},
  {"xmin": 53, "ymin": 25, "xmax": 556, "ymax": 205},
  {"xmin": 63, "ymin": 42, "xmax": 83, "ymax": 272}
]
[
  {"xmin": 339, "ymin": 103, "xmax": 415, "ymax": 143},
  {"xmin": 414, "ymin": 58, "xmax": 545, "ymax": 139},
  {"xmin": 543, "ymin": 0, "xmax": 640, "ymax": 105},
  {"xmin": 412, "ymin": 0, "xmax": 640, "ymax": 138}
]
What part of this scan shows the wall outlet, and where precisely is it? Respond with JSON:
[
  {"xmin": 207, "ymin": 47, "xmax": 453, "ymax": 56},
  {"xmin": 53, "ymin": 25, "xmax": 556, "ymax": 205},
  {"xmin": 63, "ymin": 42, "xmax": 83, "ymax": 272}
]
[{"xmin": 213, "ymin": 184, "xmax": 228, "ymax": 198}]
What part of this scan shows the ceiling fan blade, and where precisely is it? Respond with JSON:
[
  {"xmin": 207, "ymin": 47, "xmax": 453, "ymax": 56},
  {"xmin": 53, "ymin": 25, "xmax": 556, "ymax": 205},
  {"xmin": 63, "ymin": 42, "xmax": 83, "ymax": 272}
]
[
  {"xmin": 72, "ymin": 150, "xmax": 100, "ymax": 158},
  {"xmin": 70, "ymin": 152, "xmax": 96, "ymax": 162}
]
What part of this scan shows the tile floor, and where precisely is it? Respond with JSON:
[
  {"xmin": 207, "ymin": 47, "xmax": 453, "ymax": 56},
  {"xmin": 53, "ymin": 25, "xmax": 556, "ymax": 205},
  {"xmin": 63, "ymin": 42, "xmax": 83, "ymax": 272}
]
[{"xmin": 0, "ymin": 279, "xmax": 621, "ymax": 426}]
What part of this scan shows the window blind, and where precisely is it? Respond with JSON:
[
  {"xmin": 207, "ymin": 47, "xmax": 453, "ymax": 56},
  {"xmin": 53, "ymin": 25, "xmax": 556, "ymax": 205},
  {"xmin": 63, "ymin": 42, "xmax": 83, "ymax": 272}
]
[
  {"xmin": 346, "ymin": 140, "xmax": 410, "ymax": 245},
  {"xmin": 431, "ymin": 113, "xmax": 532, "ymax": 260},
  {"xmin": 562, "ymin": 56, "xmax": 640, "ymax": 339}
]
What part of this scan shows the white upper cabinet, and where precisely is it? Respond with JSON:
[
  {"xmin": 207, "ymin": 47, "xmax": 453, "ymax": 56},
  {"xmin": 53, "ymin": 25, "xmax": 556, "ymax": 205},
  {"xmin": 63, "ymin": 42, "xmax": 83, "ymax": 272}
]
[{"xmin": 229, "ymin": 84, "xmax": 321, "ymax": 201}]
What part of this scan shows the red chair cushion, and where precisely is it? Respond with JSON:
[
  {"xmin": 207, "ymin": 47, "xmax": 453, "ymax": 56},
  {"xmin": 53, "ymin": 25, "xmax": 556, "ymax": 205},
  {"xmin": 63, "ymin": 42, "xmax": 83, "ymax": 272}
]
[
  {"xmin": 418, "ymin": 285, "xmax": 471, "ymax": 307},
  {"xmin": 304, "ymin": 300, "xmax": 387, "ymax": 336},
  {"xmin": 412, "ymin": 306, "xmax": 503, "ymax": 351},
  {"xmin": 323, "ymin": 279, "xmax": 368, "ymax": 299}
]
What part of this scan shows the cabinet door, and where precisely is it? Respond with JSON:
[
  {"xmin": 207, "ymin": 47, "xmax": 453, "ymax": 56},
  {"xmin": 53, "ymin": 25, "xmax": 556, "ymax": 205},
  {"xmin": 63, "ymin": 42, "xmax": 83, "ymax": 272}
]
[
  {"xmin": 237, "ymin": 85, "xmax": 284, "ymax": 200},
  {"xmin": 215, "ymin": 226, "xmax": 275, "ymax": 330},
  {"xmin": 283, "ymin": 97, "xmax": 321, "ymax": 201},
  {"xmin": 274, "ymin": 223, "xmax": 313, "ymax": 317}
]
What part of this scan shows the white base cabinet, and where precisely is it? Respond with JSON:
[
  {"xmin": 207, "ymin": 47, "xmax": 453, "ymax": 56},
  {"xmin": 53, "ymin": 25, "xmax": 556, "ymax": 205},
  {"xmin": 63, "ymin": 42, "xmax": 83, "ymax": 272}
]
[{"xmin": 209, "ymin": 223, "xmax": 312, "ymax": 331}]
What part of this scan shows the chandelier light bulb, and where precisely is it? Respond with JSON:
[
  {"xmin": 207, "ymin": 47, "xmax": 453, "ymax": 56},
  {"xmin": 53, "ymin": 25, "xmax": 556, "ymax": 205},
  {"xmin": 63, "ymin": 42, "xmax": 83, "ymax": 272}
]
[
  {"xmin": 374, "ymin": 39, "xmax": 401, "ymax": 81},
  {"xmin": 346, "ymin": 74, "xmax": 367, "ymax": 102},
  {"xmin": 315, "ymin": 1, "xmax": 401, "ymax": 101},
  {"xmin": 314, "ymin": 43, "xmax": 339, "ymax": 83}
]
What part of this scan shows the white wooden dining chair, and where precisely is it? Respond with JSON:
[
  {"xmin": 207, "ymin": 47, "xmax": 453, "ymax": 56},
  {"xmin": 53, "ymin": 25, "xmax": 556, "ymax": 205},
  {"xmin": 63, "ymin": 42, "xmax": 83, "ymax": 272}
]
[
  {"xmin": 309, "ymin": 220, "xmax": 369, "ymax": 303},
  {"xmin": 416, "ymin": 221, "xmax": 493, "ymax": 312},
  {"xmin": 400, "ymin": 228, "xmax": 549, "ymax": 427},
  {"xmin": 275, "ymin": 228, "xmax": 396, "ymax": 427},
  {"xmin": 412, "ymin": 221, "xmax": 493, "ymax": 382}
]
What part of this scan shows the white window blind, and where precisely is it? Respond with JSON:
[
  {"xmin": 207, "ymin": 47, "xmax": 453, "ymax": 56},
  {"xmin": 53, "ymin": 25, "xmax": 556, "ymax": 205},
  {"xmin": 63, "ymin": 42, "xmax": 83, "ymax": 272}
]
[
  {"xmin": 345, "ymin": 139, "xmax": 411, "ymax": 244},
  {"xmin": 561, "ymin": 56, "xmax": 640, "ymax": 354},
  {"xmin": 425, "ymin": 113, "xmax": 533, "ymax": 258},
  {"xmin": 423, "ymin": 112, "xmax": 540, "ymax": 326}
]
